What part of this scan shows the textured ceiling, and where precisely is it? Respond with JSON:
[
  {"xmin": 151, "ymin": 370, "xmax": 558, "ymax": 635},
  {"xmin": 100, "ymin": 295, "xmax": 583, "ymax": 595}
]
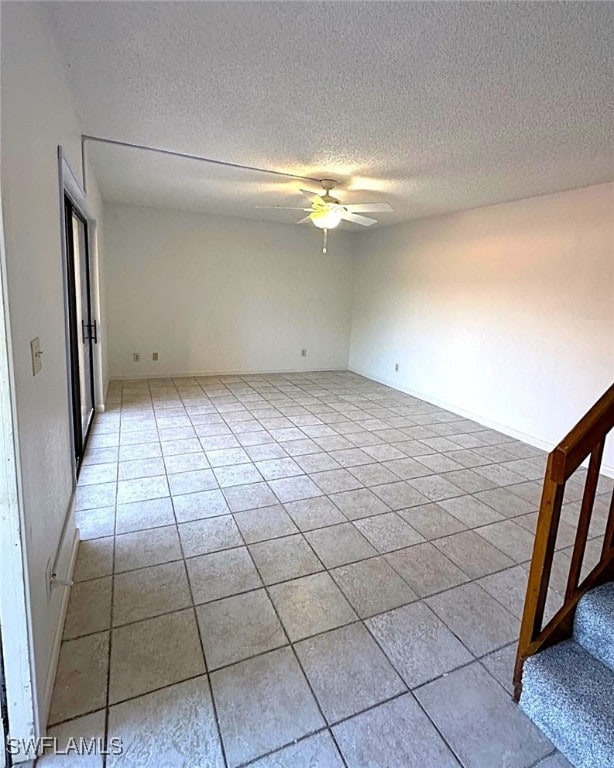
[{"xmin": 47, "ymin": 1, "xmax": 614, "ymax": 227}]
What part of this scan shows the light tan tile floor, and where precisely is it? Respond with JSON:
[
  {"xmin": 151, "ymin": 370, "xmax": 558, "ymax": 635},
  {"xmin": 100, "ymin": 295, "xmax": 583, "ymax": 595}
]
[{"xmin": 44, "ymin": 371, "xmax": 610, "ymax": 767}]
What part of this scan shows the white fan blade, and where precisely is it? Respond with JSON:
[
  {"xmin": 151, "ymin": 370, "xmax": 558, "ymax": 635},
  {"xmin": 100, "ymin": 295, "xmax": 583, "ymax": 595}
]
[
  {"xmin": 297, "ymin": 215, "xmax": 312, "ymax": 224},
  {"xmin": 344, "ymin": 203, "xmax": 393, "ymax": 213},
  {"xmin": 300, "ymin": 189, "xmax": 325, "ymax": 205},
  {"xmin": 256, "ymin": 206, "xmax": 313, "ymax": 210},
  {"xmin": 341, "ymin": 212, "xmax": 377, "ymax": 226}
]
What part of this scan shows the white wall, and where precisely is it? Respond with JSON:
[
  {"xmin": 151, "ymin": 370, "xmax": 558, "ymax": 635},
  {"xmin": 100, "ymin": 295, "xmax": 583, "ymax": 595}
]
[
  {"xmin": 349, "ymin": 183, "xmax": 614, "ymax": 472},
  {"xmin": 104, "ymin": 203, "xmax": 355, "ymax": 378},
  {"xmin": 1, "ymin": 1, "xmax": 105, "ymax": 734}
]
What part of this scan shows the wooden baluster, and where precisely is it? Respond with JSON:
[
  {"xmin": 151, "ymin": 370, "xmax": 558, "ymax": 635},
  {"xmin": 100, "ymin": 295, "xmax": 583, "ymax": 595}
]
[
  {"xmin": 514, "ymin": 454, "xmax": 565, "ymax": 701},
  {"xmin": 565, "ymin": 440, "xmax": 605, "ymax": 600},
  {"xmin": 602, "ymin": 487, "xmax": 614, "ymax": 558}
]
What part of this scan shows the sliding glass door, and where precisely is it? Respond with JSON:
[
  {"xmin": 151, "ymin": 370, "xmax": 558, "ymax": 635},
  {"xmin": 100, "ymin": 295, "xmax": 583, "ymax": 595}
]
[{"xmin": 64, "ymin": 195, "xmax": 96, "ymax": 467}]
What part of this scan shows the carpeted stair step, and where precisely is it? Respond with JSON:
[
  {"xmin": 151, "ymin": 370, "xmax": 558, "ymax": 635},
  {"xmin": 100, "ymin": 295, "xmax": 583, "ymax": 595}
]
[
  {"xmin": 520, "ymin": 639, "xmax": 614, "ymax": 768},
  {"xmin": 573, "ymin": 581, "xmax": 614, "ymax": 672}
]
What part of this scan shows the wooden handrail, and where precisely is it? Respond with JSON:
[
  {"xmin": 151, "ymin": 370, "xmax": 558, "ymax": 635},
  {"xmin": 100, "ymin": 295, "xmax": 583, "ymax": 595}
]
[{"xmin": 514, "ymin": 383, "xmax": 614, "ymax": 702}]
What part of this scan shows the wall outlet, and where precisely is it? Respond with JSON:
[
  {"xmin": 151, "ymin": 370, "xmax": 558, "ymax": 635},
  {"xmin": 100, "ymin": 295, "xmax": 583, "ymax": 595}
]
[
  {"xmin": 152, "ymin": 352, "xmax": 159, "ymax": 361},
  {"xmin": 394, "ymin": 362, "xmax": 400, "ymax": 372},
  {"xmin": 301, "ymin": 349, "xmax": 307, "ymax": 358},
  {"xmin": 133, "ymin": 352, "xmax": 141, "ymax": 362}
]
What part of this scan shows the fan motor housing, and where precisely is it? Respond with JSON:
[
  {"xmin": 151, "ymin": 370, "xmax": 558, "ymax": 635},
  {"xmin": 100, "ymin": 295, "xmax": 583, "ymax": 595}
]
[
  {"xmin": 320, "ymin": 178, "xmax": 337, "ymax": 191},
  {"xmin": 321, "ymin": 194, "xmax": 341, "ymax": 206}
]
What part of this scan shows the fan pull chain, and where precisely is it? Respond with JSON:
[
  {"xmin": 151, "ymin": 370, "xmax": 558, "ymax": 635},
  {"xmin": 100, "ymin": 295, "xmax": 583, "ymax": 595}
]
[{"xmin": 322, "ymin": 227, "xmax": 328, "ymax": 254}]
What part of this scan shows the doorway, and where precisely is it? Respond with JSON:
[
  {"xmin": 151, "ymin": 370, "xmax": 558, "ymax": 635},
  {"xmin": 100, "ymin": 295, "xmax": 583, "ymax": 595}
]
[{"xmin": 64, "ymin": 195, "xmax": 96, "ymax": 469}]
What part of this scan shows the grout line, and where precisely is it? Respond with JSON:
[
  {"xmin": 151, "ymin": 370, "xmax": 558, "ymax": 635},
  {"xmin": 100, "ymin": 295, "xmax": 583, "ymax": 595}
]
[
  {"xmin": 213, "ymin": 488, "xmax": 342, "ymax": 765},
  {"xmin": 362, "ymin": 623, "xmax": 469, "ymax": 766},
  {"xmin": 170, "ymin": 489, "xmax": 230, "ymax": 768},
  {"xmin": 48, "ymin": 632, "xmax": 523, "ymax": 733},
  {"xmin": 67, "ymin": 532, "xmax": 533, "ymax": 641},
  {"xmin": 100, "ymin": 494, "xmax": 117, "ymax": 768},
  {"xmin": 230, "ymin": 504, "xmax": 351, "ymax": 768},
  {"xmin": 232, "ymin": 726, "xmax": 337, "ymax": 768},
  {"xmin": 72, "ymin": 498, "xmax": 582, "ymax": 645}
]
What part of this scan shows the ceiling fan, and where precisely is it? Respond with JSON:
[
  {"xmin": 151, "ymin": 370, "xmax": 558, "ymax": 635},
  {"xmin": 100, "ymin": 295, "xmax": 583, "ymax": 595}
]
[
  {"xmin": 262, "ymin": 179, "xmax": 392, "ymax": 228},
  {"xmin": 258, "ymin": 179, "xmax": 393, "ymax": 252}
]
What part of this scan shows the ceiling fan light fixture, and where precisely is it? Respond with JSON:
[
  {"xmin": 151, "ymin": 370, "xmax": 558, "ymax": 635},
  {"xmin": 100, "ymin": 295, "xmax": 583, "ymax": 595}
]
[{"xmin": 310, "ymin": 209, "xmax": 342, "ymax": 229}]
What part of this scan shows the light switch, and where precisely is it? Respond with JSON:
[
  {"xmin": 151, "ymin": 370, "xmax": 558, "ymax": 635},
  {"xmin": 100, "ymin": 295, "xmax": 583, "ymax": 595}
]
[{"xmin": 30, "ymin": 337, "xmax": 43, "ymax": 376}]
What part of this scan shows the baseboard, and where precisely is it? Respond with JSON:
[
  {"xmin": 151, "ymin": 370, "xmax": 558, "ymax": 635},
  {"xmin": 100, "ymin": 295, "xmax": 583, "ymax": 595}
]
[
  {"xmin": 41, "ymin": 521, "xmax": 80, "ymax": 731},
  {"xmin": 348, "ymin": 367, "xmax": 614, "ymax": 479},
  {"xmin": 109, "ymin": 365, "xmax": 349, "ymax": 381}
]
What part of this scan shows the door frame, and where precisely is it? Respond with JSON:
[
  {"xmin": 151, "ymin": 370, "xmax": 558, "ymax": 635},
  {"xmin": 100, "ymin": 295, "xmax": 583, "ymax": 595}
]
[
  {"xmin": 58, "ymin": 148, "xmax": 103, "ymax": 475},
  {"xmin": 63, "ymin": 195, "xmax": 96, "ymax": 466}
]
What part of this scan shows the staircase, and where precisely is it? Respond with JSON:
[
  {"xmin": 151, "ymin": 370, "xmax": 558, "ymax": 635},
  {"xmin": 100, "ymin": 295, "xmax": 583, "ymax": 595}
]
[
  {"xmin": 513, "ymin": 384, "xmax": 614, "ymax": 768},
  {"xmin": 520, "ymin": 582, "xmax": 614, "ymax": 768}
]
